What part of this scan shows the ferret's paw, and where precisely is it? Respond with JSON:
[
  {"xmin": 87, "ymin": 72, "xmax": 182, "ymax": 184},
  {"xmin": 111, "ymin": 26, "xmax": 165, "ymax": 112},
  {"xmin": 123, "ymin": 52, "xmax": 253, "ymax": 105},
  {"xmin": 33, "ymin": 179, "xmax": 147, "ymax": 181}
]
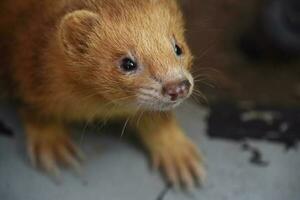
[
  {"xmin": 27, "ymin": 134, "xmax": 84, "ymax": 181},
  {"xmin": 151, "ymin": 138, "xmax": 206, "ymax": 189}
]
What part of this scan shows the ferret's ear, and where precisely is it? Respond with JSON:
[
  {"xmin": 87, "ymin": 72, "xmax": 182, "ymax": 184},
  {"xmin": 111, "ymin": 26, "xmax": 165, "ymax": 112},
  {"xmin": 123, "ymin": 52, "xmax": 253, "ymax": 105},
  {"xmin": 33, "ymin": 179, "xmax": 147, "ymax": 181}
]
[{"xmin": 59, "ymin": 10, "xmax": 99, "ymax": 56}]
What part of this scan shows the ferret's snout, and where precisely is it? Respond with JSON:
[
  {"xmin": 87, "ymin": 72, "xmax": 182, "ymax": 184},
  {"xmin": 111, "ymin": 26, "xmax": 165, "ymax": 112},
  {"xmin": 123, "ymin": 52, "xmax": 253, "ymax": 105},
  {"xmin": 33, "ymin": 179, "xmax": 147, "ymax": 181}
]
[{"xmin": 162, "ymin": 80, "xmax": 191, "ymax": 101}]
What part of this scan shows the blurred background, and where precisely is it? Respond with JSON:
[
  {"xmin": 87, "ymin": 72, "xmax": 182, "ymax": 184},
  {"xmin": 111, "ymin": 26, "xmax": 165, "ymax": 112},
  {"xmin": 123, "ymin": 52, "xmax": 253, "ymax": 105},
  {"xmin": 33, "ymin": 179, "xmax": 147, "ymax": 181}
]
[{"xmin": 182, "ymin": 0, "xmax": 300, "ymax": 106}]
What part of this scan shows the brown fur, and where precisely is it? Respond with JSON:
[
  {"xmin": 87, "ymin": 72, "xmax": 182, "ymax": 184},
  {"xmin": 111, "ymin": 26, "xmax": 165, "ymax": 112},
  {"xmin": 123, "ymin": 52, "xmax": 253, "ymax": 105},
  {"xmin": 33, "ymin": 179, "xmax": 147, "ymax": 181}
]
[{"xmin": 0, "ymin": 0, "xmax": 204, "ymax": 187}]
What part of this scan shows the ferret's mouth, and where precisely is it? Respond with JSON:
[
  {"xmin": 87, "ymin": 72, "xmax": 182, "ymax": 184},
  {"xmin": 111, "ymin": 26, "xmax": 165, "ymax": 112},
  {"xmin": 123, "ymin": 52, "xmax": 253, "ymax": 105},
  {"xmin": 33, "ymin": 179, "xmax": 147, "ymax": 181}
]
[
  {"xmin": 136, "ymin": 87, "xmax": 190, "ymax": 111},
  {"xmin": 137, "ymin": 99, "xmax": 183, "ymax": 111}
]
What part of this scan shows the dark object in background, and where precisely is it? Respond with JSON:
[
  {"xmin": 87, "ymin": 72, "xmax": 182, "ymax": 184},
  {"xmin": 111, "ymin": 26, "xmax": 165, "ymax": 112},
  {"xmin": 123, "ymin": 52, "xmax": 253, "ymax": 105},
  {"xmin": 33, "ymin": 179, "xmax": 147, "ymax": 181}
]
[
  {"xmin": 207, "ymin": 102, "xmax": 300, "ymax": 150},
  {"xmin": 0, "ymin": 120, "xmax": 13, "ymax": 137},
  {"xmin": 239, "ymin": 0, "xmax": 300, "ymax": 61},
  {"xmin": 264, "ymin": 0, "xmax": 300, "ymax": 54}
]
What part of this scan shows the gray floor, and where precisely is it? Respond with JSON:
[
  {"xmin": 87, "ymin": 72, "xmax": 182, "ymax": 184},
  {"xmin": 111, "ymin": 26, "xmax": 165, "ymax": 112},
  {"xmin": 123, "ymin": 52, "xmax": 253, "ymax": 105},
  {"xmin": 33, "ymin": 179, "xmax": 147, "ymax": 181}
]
[{"xmin": 0, "ymin": 101, "xmax": 299, "ymax": 200}]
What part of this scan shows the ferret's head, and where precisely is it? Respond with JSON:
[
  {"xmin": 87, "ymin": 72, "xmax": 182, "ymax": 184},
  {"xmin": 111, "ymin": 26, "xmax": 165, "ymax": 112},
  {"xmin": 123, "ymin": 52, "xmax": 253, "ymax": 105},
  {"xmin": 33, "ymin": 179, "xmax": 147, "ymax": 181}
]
[{"xmin": 59, "ymin": 0, "xmax": 194, "ymax": 111}]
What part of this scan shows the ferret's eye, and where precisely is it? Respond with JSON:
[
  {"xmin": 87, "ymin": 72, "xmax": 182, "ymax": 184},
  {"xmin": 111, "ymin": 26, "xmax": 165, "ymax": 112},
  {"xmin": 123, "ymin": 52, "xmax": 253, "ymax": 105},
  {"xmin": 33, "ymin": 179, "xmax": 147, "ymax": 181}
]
[
  {"xmin": 174, "ymin": 44, "xmax": 183, "ymax": 56},
  {"xmin": 120, "ymin": 57, "xmax": 138, "ymax": 72}
]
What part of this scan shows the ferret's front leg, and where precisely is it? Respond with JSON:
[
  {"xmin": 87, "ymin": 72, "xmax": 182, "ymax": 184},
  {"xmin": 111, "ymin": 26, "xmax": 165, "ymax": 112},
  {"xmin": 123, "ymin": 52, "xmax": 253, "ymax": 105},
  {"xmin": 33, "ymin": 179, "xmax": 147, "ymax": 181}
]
[
  {"xmin": 135, "ymin": 112, "xmax": 206, "ymax": 188},
  {"xmin": 21, "ymin": 111, "xmax": 83, "ymax": 180}
]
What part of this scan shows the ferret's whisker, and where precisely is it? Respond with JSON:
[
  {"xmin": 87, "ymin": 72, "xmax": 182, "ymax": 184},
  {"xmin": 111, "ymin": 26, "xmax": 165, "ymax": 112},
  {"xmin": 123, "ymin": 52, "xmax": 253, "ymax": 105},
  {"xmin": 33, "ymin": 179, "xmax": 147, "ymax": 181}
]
[
  {"xmin": 136, "ymin": 111, "xmax": 144, "ymax": 127},
  {"xmin": 193, "ymin": 86, "xmax": 207, "ymax": 95},
  {"xmin": 196, "ymin": 42, "xmax": 216, "ymax": 60},
  {"xmin": 139, "ymin": 93, "xmax": 161, "ymax": 101},
  {"xmin": 193, "ymin": 88, "xmax": 206, "ymax": 96},
  {"xmin": 136, "ymin": 106, "xmax": 146, "ymax": 127},
  {"xmin": 94, "ymin": 120, "xmax": 107, "ymax": 133},
  {"xmin": 80, "ymin": 119, "xmax": 91, "ymax": 147},
  {"xmin": 78, "ymin": 94, "xmax": 137, "ymax": 140},
  {"xmin": 191, "ymin": 66, "xmax": 221, "ymax": 74},
  {"xmin": 190, "ymin": 95, "xmax": 202, "ymax": 105},
  {"xmin": 142, "ymin": 87, "xmax": 159, "ymax": 92},
  {"xmin": 193, "ymin": 79, "xmax": 216, "ymax": 88},
  {"xmin": 192, "ymin": 73, "xmax": 215, "ymax": 80},
  {"xmin": 192, "ymin": 90, "xmax": 208, "ymax": 104},
  {"xmin": 139, "ymin": 87, "xmax": 160, "ymax": 94},
  {"xmin": 120, "ymin": 117, "xmax": 130, "ymax": 139}
]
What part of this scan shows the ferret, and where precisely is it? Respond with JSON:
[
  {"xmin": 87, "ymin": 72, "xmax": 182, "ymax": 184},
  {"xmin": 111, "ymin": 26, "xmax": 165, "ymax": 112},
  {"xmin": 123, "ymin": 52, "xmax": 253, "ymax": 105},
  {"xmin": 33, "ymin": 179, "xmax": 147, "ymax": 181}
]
[{"xmin": 0, "ymin": 0, "xmax": 205, "ymax": 188}]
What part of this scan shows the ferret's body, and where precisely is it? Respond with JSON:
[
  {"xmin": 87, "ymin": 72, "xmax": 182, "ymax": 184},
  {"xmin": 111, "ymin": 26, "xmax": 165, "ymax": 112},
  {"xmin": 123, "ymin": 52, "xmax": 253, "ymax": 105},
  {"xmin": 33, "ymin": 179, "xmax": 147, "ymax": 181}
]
[{"xmin": 0, "ymin": 0, "xmax": 205, "ymax": 187}]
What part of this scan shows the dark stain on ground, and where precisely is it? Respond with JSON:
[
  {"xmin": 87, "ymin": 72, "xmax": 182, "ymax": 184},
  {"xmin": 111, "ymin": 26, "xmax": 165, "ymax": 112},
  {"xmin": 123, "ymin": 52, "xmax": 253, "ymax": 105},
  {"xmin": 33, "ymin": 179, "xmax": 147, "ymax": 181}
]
[
  {"xmin": 242, "ymin": 142, "xmax": 269, "ymax": 167},
  {"xmin": 207, "ymin": 102, "xmax": 300, "ymax": 149},
  {"xmin": 156, "ymin": 184, "xmax": 172, "ymax": 200},
  {"xmin": 0, "ymin": 120, "xmax": 13, "ymax": 137},
  {"xmin": 207, "ymin": 102, "xmax": 300, "ymax": 165}
]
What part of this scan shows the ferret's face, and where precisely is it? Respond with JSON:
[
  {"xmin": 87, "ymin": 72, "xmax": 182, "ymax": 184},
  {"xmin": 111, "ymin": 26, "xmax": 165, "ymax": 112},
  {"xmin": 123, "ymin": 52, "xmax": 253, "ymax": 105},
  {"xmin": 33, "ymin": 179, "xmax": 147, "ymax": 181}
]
[
  {"xmin": 110, "ymin": 35, "xmax": 194, "ymax": 111},
  {"xmin": 60, "ymin": 1, "xmax": 194, "ymax": 111}
]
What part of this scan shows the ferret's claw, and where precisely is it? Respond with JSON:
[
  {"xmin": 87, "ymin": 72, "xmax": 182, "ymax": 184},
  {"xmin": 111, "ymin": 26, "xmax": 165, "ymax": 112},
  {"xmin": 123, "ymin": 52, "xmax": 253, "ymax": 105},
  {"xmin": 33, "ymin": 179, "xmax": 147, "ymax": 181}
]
[
  {"xmin": 57, "ymin": 144, "xmax": 83, "ymax": 176},
  {"xmin": 151, "ymin": 138, "xmax": 206, "ymax": 189},
  {"xmin": 39, "ymin": 147, "xmax": 62, "ymax": 183},
  {"xmin": 26, "ymin": 134, "xmax": 84, "ymax": 181},
  {"xmin": 28, "ymin": 141, "xmax": 38, "ymax": 168},
  {"xmin": 65, "ymin": 139, "xmax": 85, "ymax": 162},
  {"xmin": 160, "ymin": 154, "xmax": 180, "ymax": 188}
]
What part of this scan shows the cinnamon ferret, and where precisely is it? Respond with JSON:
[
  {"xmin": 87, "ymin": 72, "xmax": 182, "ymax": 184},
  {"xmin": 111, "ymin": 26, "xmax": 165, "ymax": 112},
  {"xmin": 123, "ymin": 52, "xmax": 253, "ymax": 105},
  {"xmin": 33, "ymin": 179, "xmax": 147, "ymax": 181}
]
[{"xmin": 0, "ymin": 0, "xmax": 205, "ymax": 188}]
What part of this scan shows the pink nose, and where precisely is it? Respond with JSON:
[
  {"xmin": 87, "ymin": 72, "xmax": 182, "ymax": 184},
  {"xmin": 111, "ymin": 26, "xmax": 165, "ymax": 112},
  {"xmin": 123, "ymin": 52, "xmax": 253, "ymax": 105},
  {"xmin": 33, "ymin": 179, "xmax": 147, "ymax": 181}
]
[{"xmin": 162, "ymin": 80, "xmax": 191, "ymax": 101}]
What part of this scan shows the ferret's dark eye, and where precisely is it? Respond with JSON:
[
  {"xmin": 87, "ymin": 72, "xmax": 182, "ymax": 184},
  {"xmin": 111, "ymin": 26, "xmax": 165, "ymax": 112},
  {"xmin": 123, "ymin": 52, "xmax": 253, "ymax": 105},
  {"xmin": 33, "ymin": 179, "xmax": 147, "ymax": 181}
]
[
  {"xmin": 120, "ymin": 58, "xmax": 138, "ymax": 72},
  {"xmin": 174, "ymin": 44, "xmax": 183, "ymax": 56}
]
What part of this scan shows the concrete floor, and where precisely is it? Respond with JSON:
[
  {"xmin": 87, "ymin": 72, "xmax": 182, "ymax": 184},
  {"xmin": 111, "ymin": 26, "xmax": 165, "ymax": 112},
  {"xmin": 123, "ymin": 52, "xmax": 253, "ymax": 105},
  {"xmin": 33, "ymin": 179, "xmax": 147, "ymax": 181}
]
[{"xmin": 0, "ymin": 101, "xmax": 299, "ymax": 200}]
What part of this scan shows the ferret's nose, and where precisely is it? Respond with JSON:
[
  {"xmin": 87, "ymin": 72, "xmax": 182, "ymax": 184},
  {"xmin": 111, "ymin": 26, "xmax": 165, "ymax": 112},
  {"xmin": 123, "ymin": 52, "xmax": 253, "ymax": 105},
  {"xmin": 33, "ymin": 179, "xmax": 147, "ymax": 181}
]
[{"xmin": 162, "ymin": 80, "xmax": 191, "ymax": 101}]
